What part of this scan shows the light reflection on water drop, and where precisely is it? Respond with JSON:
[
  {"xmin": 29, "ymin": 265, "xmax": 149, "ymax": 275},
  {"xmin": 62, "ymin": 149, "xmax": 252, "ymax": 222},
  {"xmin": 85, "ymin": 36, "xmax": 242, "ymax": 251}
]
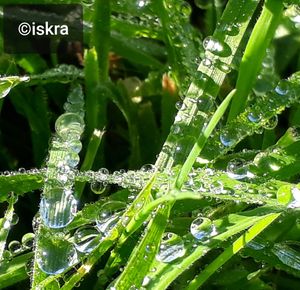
[
  {"xmin": 37, "ymin": 238, "xmax": 78, "ymax": 275},
  {"xmin": 156, "ymin": 232, "xmax": 186, "ymax": 263}
]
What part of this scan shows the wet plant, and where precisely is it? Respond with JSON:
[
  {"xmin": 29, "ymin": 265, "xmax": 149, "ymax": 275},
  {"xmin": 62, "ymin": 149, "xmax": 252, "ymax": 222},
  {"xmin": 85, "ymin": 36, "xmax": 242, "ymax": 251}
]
[{"xmin": 0, "ymin": 0, "xmax": 300, "ymax": 289}]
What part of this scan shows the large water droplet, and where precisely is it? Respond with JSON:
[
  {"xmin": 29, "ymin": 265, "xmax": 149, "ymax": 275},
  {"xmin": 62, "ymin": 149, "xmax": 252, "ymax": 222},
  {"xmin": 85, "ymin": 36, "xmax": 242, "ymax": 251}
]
[
  {"xmin": 247, "ymin": 111, "xmax": 262, "ymax": 123},
  {"xmin": 21, "ymin": 233, "xmax": 35, "ymax": 249},
  {"xmin": 272, "ymin": 243, "xmax": 300, "ymax": 270},
  {"xmin": 55, "ymin": 113, "xmax": 84, "ymax": 139},
  {"xmin": 226, "ymin": 158, "xmax": 248, "ymax": 180},
  {"xmin": 37, "ymin": 238, "xmax": 78, "ymax": 275},
  {"xmin": 40, "ymin": 188, "xmax": 77, "ymax": 229},
  {"xmin": 190, "ymin": 217, "xmax": 217, "ymax": 241},
  {"xmin": 220, "ymin": 130, "xmax": 235, "ymax": 147},
  {"xmin": 74, "ymin": 226, "xmax": 102, "ymax": 253},
  {"xmin": 8, "ymin": 240, "xmax": 23, "ymax": 255},
  {"xmin": 197, "ymin": 94, "xmax": 214, "ymax": 111},
  {"xmin": 156, "ymin": 232, "xmax": 186, "ymax": 263},
  {"xmin": 275, "ymin": 81, "xmax": 289, "ymax": 96},
  {"xmin": 96, "ymin": 201, "xmax": 126, "ymax": 235},
  {"xmin": 0, "ymin": 80, "xmax": 13, "ymax": 99},
  {"xmin": 203, "ymin": 36, "xmax": 231, "ymax": 57}
]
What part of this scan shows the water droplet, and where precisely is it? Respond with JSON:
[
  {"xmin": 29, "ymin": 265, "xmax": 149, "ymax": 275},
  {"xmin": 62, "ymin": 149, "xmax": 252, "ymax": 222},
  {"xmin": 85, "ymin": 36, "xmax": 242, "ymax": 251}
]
[
  {"xmin": 197, "ymin": 94, "xmax": 214, "ymax": 111},
  {"xmin": 263, "ymin": 115, "xmax": 278, "ymax": 130},
  {"xmin": 247, "ymin": 111, "xmax": 262, "ymax": 123},
  {"xmin": 226, "ymin": 158, "xmax": 248, "ymax": 180},
  {"xmin": 8, "ymin": 240, "xmax": 23, "ymax": 255},
  {"xmin": 223, "ymin": 23, "xmax": 240, "ymax": 36},
  {"xmin": 21, "ymin": 233, "xmax": 35, "ymax": 249},
  {"xmin": 220, "ymin": 130, "xmax": 235, "ymax": 147},
  {"xmin": 190, "ymin": 217, "xmax": 217, "ymax": 241},
  {"xmin": 66, "ymin": 139, "xmax": 82, "ymax": 154},
  {"xmin": 37, "ymin": 238, "xmax": 78, "ymax": 275},
  {"xmin": 215, "ymin": 60, "xmax": 232, "ymax": 73},
  {"xmin": 156, "ymin": 232, "xmax": 186, "ymax": 263},
  {"xmin": 40, "ymin": 188, "xmax": 77, "ymax": 229},
  {"xmin": 55, "ymin": 113, "xmax": 84, "ymax": 139},
  {"xmin": 142, "ymin": 276, "xmax": 151, "ymax": 287},
  {"xmin": 275, "ymin": 81, "xmax": 289, "ymax": 96},
  {"xmin": 203, "ymin": 36, "xmax": 231, "ymax": 57},
  {"xmin": 0, "ymin": 79, "xmax": 13, "ymax": 99},
  {"xmin": 74, "ymin": 225, "xmax": 102, "ymax": 253},
  {"xmin": 141, "ymin": 164, "xmax": 156, "ymax": 173},
  {"xmin": 96, "ymin": 201, "xmax": 126, "ymax": 235},
  {"xmin": 288, "ymin": 187, "xmax": 300, "ymax": 208},
  {"xmin": 65, "ymin": 152, "xmax": 80, "ymax": 168},
  {"xmin": 210, "ymin": 180, "xmax": 224, "ymax": 194},
  {"xmin": 272, "ymin": 243, "xmax": 300, "ymax": 270},
  {"xmin": 10, "ymin": 212, "xmax": 19, "ymax": 225},
  {"xmin": 91, "ymin": 182, "xmax": 107, "ymax": 194},
  {"xmin": 202, "ymin": 57, "xmax": 213, "ymax": 67}
]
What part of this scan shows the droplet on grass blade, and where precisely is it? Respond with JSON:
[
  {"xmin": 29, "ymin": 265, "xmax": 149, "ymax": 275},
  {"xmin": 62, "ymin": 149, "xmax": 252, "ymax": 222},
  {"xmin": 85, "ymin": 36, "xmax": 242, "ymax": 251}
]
[
  {"xmin": 74, "ymin": 225, "xmax": 102, "ymax": 253},
  {"xmin": 156, "ymin": 232, "xmax": 186, "ymax": 263},
  {"xmin": 37, "ymin": 237, "xmax": 78, "ymax": 275}
]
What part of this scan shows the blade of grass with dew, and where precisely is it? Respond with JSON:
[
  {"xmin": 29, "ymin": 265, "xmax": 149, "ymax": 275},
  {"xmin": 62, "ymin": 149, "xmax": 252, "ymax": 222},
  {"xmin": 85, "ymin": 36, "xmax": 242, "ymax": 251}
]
[
  {"xmin": 146, "ymin": 209, "xmax": 281, "ymax": 289},
  {"xmin": 0, "ymin": 171, "xmax": 44, "ymax": 200},
  {"xmin": 0, "ymin": 252, "xmax": 33, "ymax": 289},
  {"xmin": 0, "ymin": 195, "xmax": 17, "ymax": 262},
  {"xmin": 31, "ymin": 84, "xmax": 85, "ymax": 288},
  {"xmin": 200, "ymin": 72, "xmax": 300, "ymax": 162},
  {"xmin": 57, "ymin": 175, "xmax": 157, "ymax": 289},
  {"xmin": 115, "ymin": 1, "xmax": 262, "ymax": 285},
  {"xmin": 113, "ymin": 89, "xmax": 243, "ymax": 287},
  {"xmin": 186, "ymin": 213, "xmax": 280, "ymax": 290},
  {"xmin": 228, "ymin": 0, "xmax": 284, "ymax": 121}
]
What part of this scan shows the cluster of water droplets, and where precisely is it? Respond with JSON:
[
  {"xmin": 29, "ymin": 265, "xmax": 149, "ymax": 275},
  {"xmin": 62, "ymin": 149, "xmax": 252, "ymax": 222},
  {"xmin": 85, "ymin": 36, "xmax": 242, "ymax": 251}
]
[
  {"xmin": 0, "ymin": 75, "xmax": 30, "ymax": 99},
  {"xmin": 37, "ymin": 84, "xmax": 85, "ymax": 275}
]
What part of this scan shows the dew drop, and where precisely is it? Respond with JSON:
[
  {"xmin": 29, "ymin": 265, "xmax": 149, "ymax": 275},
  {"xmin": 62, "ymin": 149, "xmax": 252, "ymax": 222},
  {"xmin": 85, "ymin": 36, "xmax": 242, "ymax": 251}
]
[
  {"xmin": 288, "ymin": 187, "xmax": 300, "ymax": 209},
  {"xmin": 55, "ymin": 113, "xmax": 84, "ymax": 139},
  {"xmin": 74, "ymin": 225, "xmax": 102, "ymax": 253},
  {"xmin": 8, "ymin": 240, "xmax": 23, "ymax": 255},
  {"xmin": 91, "ymin": 181, "xmax": 107, "ymax": 194},
  {"xmin": 203, "ymin": 36, "xmax": 231, "ymax": 57},
  {"xmin": 66, "ymin": 139, "xmax": 82, "ymax": 154},
  {"xmin": 263, "ymin": 115, "xmax": 278, "ymax": 130},
  {"xmin": 96, "ymin": 201, "xmax": 126, "ymax": 235},
  {"xmin": 275, "ymin": 81, "xmax": 289, "ymax": 96},
  {"xmin": 10, "ymin": 212, "xmax": 19, "ymax": 226},
  {"xmin": 40, "ymin": 188, "xmax": 77, "ymax": 229},
  {"xmin": 220, "ymin": 130, "xmax": 235, "ymax": 147},
  {"xmin": 0, "ymin": 80, "xmax": 13, "ymax": 99},
  {"xmin": 65, "ymin": 152, "xmax": 80, "ymax": 168},
  {"xmin": 156, "ymin": 232, "xmax": 186, "ymax": 263},
  {"xmin": 141, "ymin": 164, "xmax": 156, "ymax": 173},
  {"xmin": 21, "ymin": 233, "xmax": 35, "ymax": 249},
  {"xmin": 226, "ymin": 158, "xmax": 248, "ymax": 180},
  {"xmin": 272, "ymin": 243, "xmax": 300, "ymax": 270},
  {"xmin": 247, "ymin": 111, "xmax": 262, "ymax": 123},
  {"xmin": 197, "ymin": 94, "xmax": 214, "ymax": 111},
  {"xmin": 202, "ymin": 57, "xmax": 213, "ymax": 67},
  {"xmin": 190, "ymin": 217, "xmax": 217, "ymax": 241},
  {"xmin": 210, "ymin": 180, "xmax": 224, "ymax": 194},
  {"xmin": 37, "ymin": 238, "xmax": 78, "ymax": 275}
]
